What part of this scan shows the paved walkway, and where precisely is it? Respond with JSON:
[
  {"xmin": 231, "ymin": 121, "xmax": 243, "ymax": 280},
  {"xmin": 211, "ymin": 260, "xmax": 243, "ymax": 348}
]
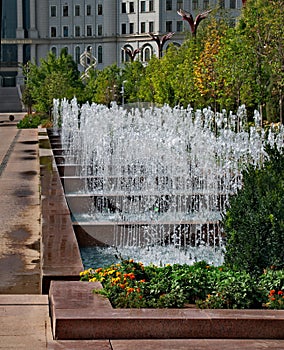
[
  {"xmin": 0, "ymin": 113, "xmax": 283, "ymax": 349},
  {"xmin": 0, "ymin": 113, "xmax": 41, "ymax": 294}
]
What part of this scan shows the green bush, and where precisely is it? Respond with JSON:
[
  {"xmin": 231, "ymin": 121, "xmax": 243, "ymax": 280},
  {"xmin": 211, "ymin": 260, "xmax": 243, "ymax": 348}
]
[
  {"xmin": 222, "ymin": 145, "xmax": 284, "ymax": 275},
  {"xmin": 17, "ymin": 113, "xmax": 52, "ymax": 129}
]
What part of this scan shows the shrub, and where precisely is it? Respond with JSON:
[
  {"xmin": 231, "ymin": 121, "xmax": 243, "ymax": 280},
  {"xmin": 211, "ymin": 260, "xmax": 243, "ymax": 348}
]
[
  {"xmin": 17, "ymin": 113, "xmax": 52, "ymax": 129},
  {"xmin": 222, "ymin": 145, "xmax": 284, "ymax": 275},
  {"xmin": 80, "ymin": 258, "xmax": 284, "ymax": 309}
]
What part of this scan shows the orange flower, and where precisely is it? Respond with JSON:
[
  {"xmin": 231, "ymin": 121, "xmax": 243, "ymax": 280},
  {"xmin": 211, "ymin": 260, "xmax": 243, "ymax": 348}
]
[
  {"xmin": 269, "ymin": 290, "xmax": 276, "ymax": 295},
  {"xmin": 126, "ymin": 287, "xmax": 135, "ymax": 295}
]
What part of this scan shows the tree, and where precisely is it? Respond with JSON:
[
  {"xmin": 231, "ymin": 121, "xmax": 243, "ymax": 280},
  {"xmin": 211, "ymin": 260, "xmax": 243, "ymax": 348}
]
[
  {"xmin": 23, "ymin": 49, "xmax": 83, "ymax": 113},
  {"xmin": 121, "ymin": 61, "xmax": 145, "ymax": 104},
  {"xmin": 238, "ymin": 0, "xmax": 284, "ymax": 122},
  {"xmin": 193, "ymin": 21, "xmax": 223, "ymax": 111},
  {"xmin": 89, "ymin": 64, "xmax": 121, "ymax": 105}
]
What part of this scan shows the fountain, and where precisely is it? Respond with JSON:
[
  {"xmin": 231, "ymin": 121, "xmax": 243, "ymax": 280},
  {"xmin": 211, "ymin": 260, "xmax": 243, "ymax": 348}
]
[{"xmin": 50, "ymin": 98, "xmax": 283, "ymax": 267}]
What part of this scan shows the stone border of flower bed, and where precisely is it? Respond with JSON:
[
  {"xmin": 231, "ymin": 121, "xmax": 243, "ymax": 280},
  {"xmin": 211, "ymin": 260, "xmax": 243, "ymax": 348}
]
[{"xmin": 49, "ymin": 280, "xmax": 284, "ymax": 340}]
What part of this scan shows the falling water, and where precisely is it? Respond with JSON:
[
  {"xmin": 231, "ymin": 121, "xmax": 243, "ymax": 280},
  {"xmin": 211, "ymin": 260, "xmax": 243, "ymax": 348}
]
[{"xmin": 53, "ymin": 98, "xmax": 284, "ymax": 266}]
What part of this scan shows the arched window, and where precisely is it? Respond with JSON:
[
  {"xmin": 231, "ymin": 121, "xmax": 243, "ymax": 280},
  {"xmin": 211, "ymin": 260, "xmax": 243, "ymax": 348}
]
[
  {"xmin": 51, "ymin": 47, "xmax": 57, "ymax": 56},
  {"xmin": 142, "ymin": 45, "xmax": 152, "ymax": 62},
  {"xmin": 98, "ymin": 45, "xmax": 103, "ymax": 63},
  {"xmin": 122, "ymin": 45, "xmax": 134, "ymax": 63}
]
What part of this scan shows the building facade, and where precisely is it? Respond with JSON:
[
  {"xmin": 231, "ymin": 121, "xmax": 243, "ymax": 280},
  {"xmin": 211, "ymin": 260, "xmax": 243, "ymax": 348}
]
[{"xmin": 0, "ymin": 0, "xmax": 244, "ymax": 87}]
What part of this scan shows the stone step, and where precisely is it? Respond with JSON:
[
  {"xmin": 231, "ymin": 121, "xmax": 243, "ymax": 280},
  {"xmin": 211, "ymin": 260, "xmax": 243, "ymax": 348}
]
[{"xmin": 0, "ymin": 87, "xmax": 23, "ymax": 112}]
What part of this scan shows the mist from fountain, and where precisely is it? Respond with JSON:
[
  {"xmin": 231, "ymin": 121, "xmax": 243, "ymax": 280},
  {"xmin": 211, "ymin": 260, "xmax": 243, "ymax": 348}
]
[{"xmin": 53, "ymin": 98, "xmax": 284, "ymax": 267}]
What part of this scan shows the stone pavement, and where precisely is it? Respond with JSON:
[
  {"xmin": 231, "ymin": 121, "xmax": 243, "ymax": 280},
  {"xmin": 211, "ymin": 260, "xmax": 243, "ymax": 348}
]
[
  {"xmin": 0, "ymin": 113, "xmax": 41, "ymax": 294},
  {"xmin": 0, "ymin": 112, "xmax": 284, "ymax": 349}
]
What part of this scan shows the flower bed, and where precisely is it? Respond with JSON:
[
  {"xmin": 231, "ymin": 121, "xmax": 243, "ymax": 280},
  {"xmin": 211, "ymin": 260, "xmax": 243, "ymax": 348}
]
[{"xmin": 80, "ymin": 259, "xmax": 284, "ymax": 309}]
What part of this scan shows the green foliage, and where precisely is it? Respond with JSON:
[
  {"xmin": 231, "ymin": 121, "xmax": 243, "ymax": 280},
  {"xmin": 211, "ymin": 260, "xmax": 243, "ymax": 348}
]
[
  {"xmin": 80, "ymin": 259, "xmax": 284, "ymax": 309},
  {"xmin": 197, "ymin": 270, "xmax": 263, "ymax": 309},
  {"xmin": 17, "ymin": 113, "xmax": 51, "ymax": 129},
  {"xmin": 23, "ymin": 49, "xmax": 83, "ymax": 113},
  {"xmin": 222, "ymin": 145, "xmax": 284, "ymax": 275}
]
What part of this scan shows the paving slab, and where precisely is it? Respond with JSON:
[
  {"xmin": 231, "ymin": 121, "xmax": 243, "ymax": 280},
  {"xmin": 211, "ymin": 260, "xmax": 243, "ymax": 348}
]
[{"xmin": 0, "ymin": 295, "xmax": 52, "ymax": 349}]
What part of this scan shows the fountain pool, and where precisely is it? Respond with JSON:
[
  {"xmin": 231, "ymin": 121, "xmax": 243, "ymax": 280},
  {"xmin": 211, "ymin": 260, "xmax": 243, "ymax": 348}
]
[{"xmin": 52, "ymin": 98, "xmax": 284, "ymax": 267}]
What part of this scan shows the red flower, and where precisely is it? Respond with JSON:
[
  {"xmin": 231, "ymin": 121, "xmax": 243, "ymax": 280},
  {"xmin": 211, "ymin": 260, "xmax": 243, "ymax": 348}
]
[{"xmin": 278, "ymin": 290, "xmax": 284, "ymax": 295}]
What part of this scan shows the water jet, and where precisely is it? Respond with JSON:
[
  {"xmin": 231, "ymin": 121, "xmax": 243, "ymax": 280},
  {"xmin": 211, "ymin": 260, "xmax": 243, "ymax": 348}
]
[{"xmin": 50, "ymin": 98, "xmax": 283, "ymax": 267}]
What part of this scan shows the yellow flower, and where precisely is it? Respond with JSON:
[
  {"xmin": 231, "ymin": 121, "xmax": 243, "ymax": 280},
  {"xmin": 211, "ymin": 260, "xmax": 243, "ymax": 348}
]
[{"xmin": 89, "ymin": 277, "xmax": 97, "ymax": 282}]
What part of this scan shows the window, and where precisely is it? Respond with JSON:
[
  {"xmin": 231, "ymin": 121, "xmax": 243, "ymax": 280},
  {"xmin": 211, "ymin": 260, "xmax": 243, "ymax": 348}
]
[
  {"xmin": 98, "ymin": 4, "xmax": 103, "ymax": 15},
  {"xmin": 122, "ymin": 2, "xmax": 126, "ymax": 13},
  {"xmin": 129, "ymin": 23, "xmax": 134, "ymax": 34},
  {"xmin": 50, "ymin": 6, "xmax": 56, "ymax": 17},
  {"xmin": 86, "ymin": 5, "xmax": 91, "ymax": 15},
  {"xmin": 192, "ymin": 0, "xmax": 198, "ymax": 10},
  {"xmin": 203, "ymin": 0, "xmax": 209, "ymax": 9},
  {"xmin": 98, "ymin": 46, "xmax": 103, "ymax": 63},
  {"xmin": 75, "ymin": 46, "xmax": 80, "ymax": 64},
  {"xmin": 86, "ymin": 25, "xmax": 92, "ymax": 36},
  {"xmin": 75, "ymin": 5, "xmax": 80, "ymax": 16},
  {"xmin": 140, "ymin": 22, "xmax": 146, "ymax": 33},
  {"xmin": 121, "ymin": 23, "xmax": 126, "ymax": 34},
  {"xmin": 63, "ymin": 26, "xmax": 68, "ymax": 37},
  {"xmin": 141, "ymin": 1, "xmax": 146, "ymax": 12},
  {"xmin": 51, "ymin": 47, "xmax": 57, "ymax": 56},
  {"xmin": 177, "ymin": 0, "xmax": 183, "ymax": 10},
  {"xmin": 230, "ymin": 0, "xmax": 236, "ymax": 8},
  {"xmin": 63, "ymin": 5, "xmax": 68, "ymax": 16},
  {"xmin": 75, "ymin": 26, "xmax": 81, "ymax": 37},
  {"xmin": 98, "ymin": 25, "xmax": 103, "ymax": 36},
  {"xmin": 149, "ymin": 21, "xmax": 154, "ymax": 32},
  {"xmin": 144, "ymin": 47, "xmax": 151, "ymax": 61},
  {"xmin": 219, "ymin": 0, "xmax": 225, "ymax": 8},
  {"xmin": 51, "ymin": 27, "xmax": 56, "ymax": 37},
  {"xmin": 129, "ymin": 2, "xmax": 135, "ymax": 12},
  {"xmin": 166, "ymin": 21, "xmax": 172, "ymax": 32},
  {"xmin": 176, "ymin": 20, "xmax": 183, "ymax": 32},
  {"xmin": 166, "ymin": 0, "xmax": 172, "ymax": 11},
  {"xmin": 149, "ymin": 0, "xmax": 154, "ymax": 11}
]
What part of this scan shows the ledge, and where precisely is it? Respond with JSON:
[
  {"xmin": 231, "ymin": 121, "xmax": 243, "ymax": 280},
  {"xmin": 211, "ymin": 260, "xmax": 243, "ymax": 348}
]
[{"xmin": 49, "ymin": 281, "xmax": 284, "ymax": 340}]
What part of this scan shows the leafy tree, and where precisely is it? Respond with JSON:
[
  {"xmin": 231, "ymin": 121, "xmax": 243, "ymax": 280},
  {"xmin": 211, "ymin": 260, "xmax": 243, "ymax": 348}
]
[
  {"xmin": 121, "ymin": 61, "xmax": 145, "ymax": 104},
  {"xmin": 23, "ymin": 48, "xmax": 83, "ymax": 114},
  {"xmin": 89, "ymin": 64, "xmax": 121, "ymax": 105},
  {"xmin": 223, "ymin": 145, "xmax": 284, "ymax": 275},
  {"xmin": 238, "ymin": 0, "xmax": 284, "ymax": 122}
]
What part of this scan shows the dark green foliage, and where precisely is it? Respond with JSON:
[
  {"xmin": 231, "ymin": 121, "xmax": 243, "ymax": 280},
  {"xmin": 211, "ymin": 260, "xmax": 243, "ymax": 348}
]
[
  {"xmin": 17, "ymin": 113, "xmax": 51, "ymax": 129},
  {"xmin": 81, "ymin": 259, "xmax": 284, "ymax": 309},
  {"xmin": 222, "ymin": 145, "xmax": 284, "ymax": 275}
]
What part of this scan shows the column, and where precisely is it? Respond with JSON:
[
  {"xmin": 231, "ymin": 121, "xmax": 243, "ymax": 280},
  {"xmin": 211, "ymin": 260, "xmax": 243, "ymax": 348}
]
[
  {"xmin": 29, "ymin": 0, "xmax": 38, "ymax": 38},
  {"xmin": 16, "ymin": 0, "xmax": 25, "ymax": 38},
  {"xmin": 16, "ymin": 44, "xmax": 24, "ymax": 85}
]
